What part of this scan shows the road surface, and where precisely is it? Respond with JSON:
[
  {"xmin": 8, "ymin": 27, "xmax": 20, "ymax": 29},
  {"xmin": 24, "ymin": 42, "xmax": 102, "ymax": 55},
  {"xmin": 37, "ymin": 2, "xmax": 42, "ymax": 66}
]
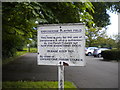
[{"xmin": 3, "ymin": 53, "xmax": 118, "ymax": 88}]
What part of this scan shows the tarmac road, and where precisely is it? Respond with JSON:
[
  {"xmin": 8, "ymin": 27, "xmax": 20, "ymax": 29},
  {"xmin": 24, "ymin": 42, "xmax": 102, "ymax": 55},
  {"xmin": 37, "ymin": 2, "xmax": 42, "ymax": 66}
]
[{"xmin": 3, "ymin": 53, "xmax": 118, "ymax": 88}]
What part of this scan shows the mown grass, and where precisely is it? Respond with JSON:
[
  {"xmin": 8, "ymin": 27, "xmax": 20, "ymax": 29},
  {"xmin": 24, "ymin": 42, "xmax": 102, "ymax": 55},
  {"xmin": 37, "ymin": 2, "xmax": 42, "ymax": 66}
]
[
  {"xmin": 23, "ymin": 47, "xmax": 37, "ymax": 53},
  {"xmin": 3, "ymin": 81, "xmax": 76, "ymax": 89},
  {"xmin": 2, "ymin": 47, "xmax": 37, "ymax": 65},
  {"xmin": 2, "ymin": 51, "xmax": 27, "ymax": 65}
]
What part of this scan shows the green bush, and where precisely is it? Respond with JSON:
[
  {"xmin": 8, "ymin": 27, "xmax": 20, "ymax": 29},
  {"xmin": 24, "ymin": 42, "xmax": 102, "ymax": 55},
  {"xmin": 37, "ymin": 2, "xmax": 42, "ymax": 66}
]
[
  {"xmin": 2, "ymin": 34, "xmax": 26, "ymax": 59},
  {"xmin": 101, "ymin": 50, "xmax": 120, "ymax": 61}
]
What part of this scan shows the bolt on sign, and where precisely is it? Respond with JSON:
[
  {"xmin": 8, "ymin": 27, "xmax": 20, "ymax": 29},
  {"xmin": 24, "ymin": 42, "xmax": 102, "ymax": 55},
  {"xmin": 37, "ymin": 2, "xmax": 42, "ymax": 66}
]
[{"xmin": 37, "ymin": 23, "xmax": 86, "ymax": 66}]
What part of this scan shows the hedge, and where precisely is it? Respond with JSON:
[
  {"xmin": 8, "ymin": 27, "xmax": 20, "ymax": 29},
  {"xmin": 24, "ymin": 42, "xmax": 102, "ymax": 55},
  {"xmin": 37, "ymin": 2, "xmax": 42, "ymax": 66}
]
[{"xmin": 101, "ymin": 50, "xmax": 120, "ymax": 61}]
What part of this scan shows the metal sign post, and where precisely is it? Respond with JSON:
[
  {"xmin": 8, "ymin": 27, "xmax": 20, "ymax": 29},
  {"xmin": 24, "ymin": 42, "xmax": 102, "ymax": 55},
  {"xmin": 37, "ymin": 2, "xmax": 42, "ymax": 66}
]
[{"xmin": 58, "ymin": 62, "xmax": 64, "ymax": 90}]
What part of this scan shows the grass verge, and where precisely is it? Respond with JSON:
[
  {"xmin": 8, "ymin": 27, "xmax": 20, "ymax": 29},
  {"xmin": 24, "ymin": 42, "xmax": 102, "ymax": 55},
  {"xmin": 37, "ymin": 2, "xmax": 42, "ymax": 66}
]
[
  {"xmin": 3, "ymin": 48, "xmax": 37, "ymax": 65},
  {"xmin": 2, "ymin": 50, "xmax": 27, "ymax": 65},
  {"xmin": 23, "ymin": 47, "xmax": 37, "ymax": 53},
  {"xmin": 3, "ymin": 81, "xmax": 76, "ymax": 89}
]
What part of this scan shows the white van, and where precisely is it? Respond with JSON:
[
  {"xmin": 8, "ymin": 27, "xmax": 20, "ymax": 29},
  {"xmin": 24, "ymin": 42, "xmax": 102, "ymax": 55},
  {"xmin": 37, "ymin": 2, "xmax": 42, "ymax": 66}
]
[{"xmin": 85, "ymin": 47, "xmax": 98, "ymax": 56}]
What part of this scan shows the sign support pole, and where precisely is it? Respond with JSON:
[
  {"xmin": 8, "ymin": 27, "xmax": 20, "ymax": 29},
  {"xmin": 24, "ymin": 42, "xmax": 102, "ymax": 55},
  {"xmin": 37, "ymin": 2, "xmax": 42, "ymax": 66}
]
[{"xmin": 58, "ymin": 62, "xmax": 64, "ymax": 90}]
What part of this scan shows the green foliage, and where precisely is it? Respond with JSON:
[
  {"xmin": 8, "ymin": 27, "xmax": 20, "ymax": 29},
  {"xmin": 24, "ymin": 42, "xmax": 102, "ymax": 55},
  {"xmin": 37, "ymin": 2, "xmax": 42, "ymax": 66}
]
[
  {"xmin": 101, "ymin": 50, "xmax": 120, "ymax": 61},
  {"xmin": 86, "ymin": 26, "xmax": 117, "ymax": 48},
  {"xmin": 39, "ymin": 2, "xmax": 94, "ymax": 24},
  {"xmin": 86, "ymin": 27, "xmax": 99, "ymax": 46},
  {"xmin": 91, "ymin": 2, "xmax": 120, "ymax": 27},
  {"xmin": 3, "ymin": 81, "xmax": 76, "ymax": 88},
  {"xmin": 2, "ymin": 2, "xmax": 120, "ymax": 59},
  {"xmin": 106, "ymin": 2, "xmax": 120, "ymax": 13},
  {"xmin": 95, "ymin": 36, "xmax": 116, "ymax": 48},
  {"xmin": 2, "ymin": 34, "xmax": 25, "ymax": 59},
  {"xmin": 2, "ymin": 2, "xmax": 38, "ymax": 59},
  {"xmin": 2, "ymin": 2, "xmax": 94, "ymax": 59},
  {"xmin": 86, "ymin": 2, "xmax": 120, "ymax": 47},
  {"xmin": 91, "ymin": 2, "xmax": 110, "ymax": 27},
  {"xmin": 115, "ymin": 33, "xmax": 120, "ymax": 50}
]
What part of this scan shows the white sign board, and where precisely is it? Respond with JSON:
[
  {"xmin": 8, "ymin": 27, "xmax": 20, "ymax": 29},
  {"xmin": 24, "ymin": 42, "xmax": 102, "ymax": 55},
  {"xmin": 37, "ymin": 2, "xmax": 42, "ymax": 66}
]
[{"xmin": 37, "ymin": 23, "xmax": 85, "ymax": 66}]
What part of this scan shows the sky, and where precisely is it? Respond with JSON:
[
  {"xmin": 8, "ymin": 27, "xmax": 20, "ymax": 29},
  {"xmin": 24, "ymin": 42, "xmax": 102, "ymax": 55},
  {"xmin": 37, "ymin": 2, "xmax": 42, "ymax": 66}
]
[{"xmin": 106, "ymin": 12, "xmax": 118, "ymax": 37}]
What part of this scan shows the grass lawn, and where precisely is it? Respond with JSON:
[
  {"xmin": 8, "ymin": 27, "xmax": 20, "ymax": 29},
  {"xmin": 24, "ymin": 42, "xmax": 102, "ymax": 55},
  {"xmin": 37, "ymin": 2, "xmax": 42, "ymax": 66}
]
[
  {"xmin": 3, "ymin": 81, "xmax": 76, "ymax": 89},
  {"xmin": 23, "ymin": 47, "xmax": 37, "ymax": 53}
]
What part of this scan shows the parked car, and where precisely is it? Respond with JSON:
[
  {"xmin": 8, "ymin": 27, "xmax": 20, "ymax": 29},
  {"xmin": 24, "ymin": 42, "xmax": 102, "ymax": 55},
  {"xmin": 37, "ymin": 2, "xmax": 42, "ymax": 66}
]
[
  {"xmin": 85, "ymin": 47, "xmax": 98, "ymax": 56},
  {"xmin": 85, "ymin": 47, "xmax": 87, "ymax": 52},
  {"xmin": 93, "ymin": 48, "xmax": 109, "ymax": 57}
]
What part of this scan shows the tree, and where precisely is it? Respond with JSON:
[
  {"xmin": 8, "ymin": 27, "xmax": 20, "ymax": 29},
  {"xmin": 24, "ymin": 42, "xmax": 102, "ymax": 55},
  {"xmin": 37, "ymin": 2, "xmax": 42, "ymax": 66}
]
[
  {"xmin": 2, "ymin": 2, "xmax": 39, "ymax": 58},
  {"xmin": 114, "ymin": 33, "xmax": 120, "ymax": 49},
  {"xmin": 96, "ymin": 36, "xmax": 116, "ymax": 48},
  {"xmin": 90, "ymin": 2, "xmax": 120, "ymax": 27},
  {"xmin": 2, "ymin": 2, "xmax": 120, "ymax": 59},
  {"xmin": 86, "ymin": 27, "xmax": 106, "ymax": 47},
  {"xmin": 86, "ymin": 2, "xmax": 120, "ymax": 47},
  {"xmin": 2, "ymin": 2, "xmax": 95, "ymax": 59}
]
